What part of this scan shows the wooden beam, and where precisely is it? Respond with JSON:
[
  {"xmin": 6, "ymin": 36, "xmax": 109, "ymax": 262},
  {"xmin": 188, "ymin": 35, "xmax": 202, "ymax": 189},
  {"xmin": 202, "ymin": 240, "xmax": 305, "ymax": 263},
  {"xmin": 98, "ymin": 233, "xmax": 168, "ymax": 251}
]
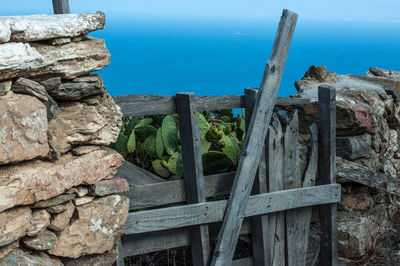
[
  {"xmin": 52, "ymin": 0, "xmax": 70, "ymax": 14},
  {"xmin": 267, "ymin": 115, "xmax": 285, "ymax": 265},
  {"xmin": 211, "ymin": 9, "xmax": 298, "ymax": 265},
  {"xmin": 245, "ymin": 87, "xmax": 271, "ymax": 265},
  {"xmin": 176, "ymin": 93, "xmax": 210, "ymax": 266},
  {"xmin": 116, "ymin": 160, "xmax": 165, "ymax": 186},
  {"xmin": 318, "ymin": 85, "xmax": 338, "ymax": 266},
  {"xmin": 112, "ymin": 94, "xmax": 312, "ymax": 117},
  {"xmin": 122, "ymin": 184, "xmax": 340, "ymax": 235}
]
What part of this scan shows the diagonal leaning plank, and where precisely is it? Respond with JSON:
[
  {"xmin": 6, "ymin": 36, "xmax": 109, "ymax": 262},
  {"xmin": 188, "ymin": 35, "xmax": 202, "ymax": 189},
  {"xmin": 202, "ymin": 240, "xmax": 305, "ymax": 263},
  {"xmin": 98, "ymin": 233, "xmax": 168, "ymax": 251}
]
[
  {"xmin": 176, "ymin": 92, "xmax": 210, "ymax": 266},
  {"xmin": 210, "ymin": 9, "xmax": 298, "ymax": 265}
]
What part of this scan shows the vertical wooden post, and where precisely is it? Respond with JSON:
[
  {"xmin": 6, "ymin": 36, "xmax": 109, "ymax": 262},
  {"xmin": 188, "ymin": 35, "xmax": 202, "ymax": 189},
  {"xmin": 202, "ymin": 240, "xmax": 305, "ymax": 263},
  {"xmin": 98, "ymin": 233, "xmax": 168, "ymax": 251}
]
[
  {"xmin": 318, "ymin": 85, "xmax": 337, "ymax": 266},
  {"xmin": 116, "ymin": 239, "xmax": 125, "ymax": 266},
  {"xmin": 52, "ymin": 0, "xmax": 70, "ymax": 14},
  {"xmin": 245, "ymin": 87, "xmax": 270, "ymax": 265},
  {"xmin": 176, "ymin": 92, "xmax": 210, "ymax": 266}
]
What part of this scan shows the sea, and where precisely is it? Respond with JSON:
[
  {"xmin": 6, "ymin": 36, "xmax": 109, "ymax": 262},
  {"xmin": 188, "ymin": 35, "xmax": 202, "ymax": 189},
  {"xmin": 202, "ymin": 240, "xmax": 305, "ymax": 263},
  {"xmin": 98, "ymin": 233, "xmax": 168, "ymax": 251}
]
[{"xmin": 90, "ymin": 15, "xmax": 400, "ymax": 98}]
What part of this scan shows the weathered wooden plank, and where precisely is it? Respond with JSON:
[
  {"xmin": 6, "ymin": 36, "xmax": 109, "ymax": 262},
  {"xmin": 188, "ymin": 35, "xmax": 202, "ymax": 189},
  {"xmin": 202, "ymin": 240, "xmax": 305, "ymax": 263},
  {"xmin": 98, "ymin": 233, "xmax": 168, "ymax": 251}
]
[
  {"xmin": 123, "ymin": 172, "xmax": 235, "ymax": 210},
  {"xmin": 52, "ymin": 0, "xmax": 70, "ymax": 14},
  {"xmin": 113, "ymin": 94, "xmax": 312, "ymax": 117},
  {"xmin": 120, "ymin": 219, "xmax": 252, "ymax": 257},
  {"xmin": 231, "ymin": 257, "xmax": 253, "ymax": 266},
  {"xmin": 245, "ymin": 87, "xmax": 270, "ymax": 265},
  {"xmin": 116, "ymin": 160, "xmax": 164, "ymax": 186},
  {"xmin": 318, "ymin": 85, "xmax": 338, "ymax": 266},
  {"xmin": 211, "ymin": 9, "xmax": 298, "ymax": 265},
  {"xmin": 337, "ymin": 157, "xmax": 400, "ymax": 197},
  {"xmin": 116, "ymin": 239, "xmax": 125, "ymax": 266},
  {"xmin": 122, "ymin": 184, "xmax": 340, "ymax": 235},
  {"xmin": 283, "ymin": 110, "xmax": 308, "ymax": 266},
  {"xmin": 176, "ymin": 92, "xmax": 210, "ymax": 265},
  {"xmin": 267, "ymin": 115, "xmax": 285, "ymax": 266}
]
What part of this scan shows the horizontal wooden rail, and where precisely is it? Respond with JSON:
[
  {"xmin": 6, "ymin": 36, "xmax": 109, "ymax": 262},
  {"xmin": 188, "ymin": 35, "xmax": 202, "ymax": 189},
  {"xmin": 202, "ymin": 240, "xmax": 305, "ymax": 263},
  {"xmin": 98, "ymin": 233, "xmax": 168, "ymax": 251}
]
[
  {"xmin": 122, "ymin": 171, "xmax": 235, "ymax": 210},
  {"xmin": 122, "ymin": 184, "xmax": 340, "ymax": 235},
  {"xmin": 112, "ymin": 94, "xmax": 313, "ymax": 116}
]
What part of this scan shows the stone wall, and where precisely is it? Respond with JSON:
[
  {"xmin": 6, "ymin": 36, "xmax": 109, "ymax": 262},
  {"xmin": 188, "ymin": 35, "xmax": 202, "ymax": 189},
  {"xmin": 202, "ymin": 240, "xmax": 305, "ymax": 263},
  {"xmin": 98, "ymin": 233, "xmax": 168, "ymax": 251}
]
[
  {"xmin": 0, "ymin": 12, "xmax": 129, "ymax": 265},
  {"xmin": 277, "ymin": 66, "xmax": 400, "ymax": 264}
]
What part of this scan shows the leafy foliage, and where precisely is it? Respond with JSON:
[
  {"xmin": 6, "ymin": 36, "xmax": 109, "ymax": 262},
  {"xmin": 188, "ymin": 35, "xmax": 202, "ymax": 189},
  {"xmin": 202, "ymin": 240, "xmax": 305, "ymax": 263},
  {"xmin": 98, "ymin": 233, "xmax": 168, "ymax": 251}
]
[{"xmin": 111, "ymin": 110, "xmax": 245, "ymax": 180}]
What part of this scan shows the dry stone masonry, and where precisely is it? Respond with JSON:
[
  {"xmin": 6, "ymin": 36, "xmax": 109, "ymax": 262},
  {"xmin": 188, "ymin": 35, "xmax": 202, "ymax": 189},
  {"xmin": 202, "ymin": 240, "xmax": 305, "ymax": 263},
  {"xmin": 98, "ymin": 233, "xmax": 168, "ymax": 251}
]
[
  {"xmin": 0, "ymin": 12, "xmax": 129, "ymax": 265},
  {"xmin": 277, "ymin": 66, "xmax": 400, "ymax": 264}
]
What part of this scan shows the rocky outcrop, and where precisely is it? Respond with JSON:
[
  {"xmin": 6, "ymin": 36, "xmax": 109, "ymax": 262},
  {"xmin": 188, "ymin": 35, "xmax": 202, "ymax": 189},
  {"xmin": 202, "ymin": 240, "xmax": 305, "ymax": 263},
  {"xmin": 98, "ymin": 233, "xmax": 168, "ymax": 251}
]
[
  {"xmin": 0, "ymin": 12, "xmax": 129, "ymax": 265},
  {"xmin": 0, "ymin": 12, "xmax": 105, "ymax": 43}
]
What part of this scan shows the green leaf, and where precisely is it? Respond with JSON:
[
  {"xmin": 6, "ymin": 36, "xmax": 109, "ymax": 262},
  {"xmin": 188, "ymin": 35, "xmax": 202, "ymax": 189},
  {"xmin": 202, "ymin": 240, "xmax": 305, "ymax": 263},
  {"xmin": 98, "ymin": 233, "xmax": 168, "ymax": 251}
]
[
  {"xmin": 167, "ymin": 152, "xmax": 179, "ymax": 174},
  {"xmin": 135, "ymin": 125, "xmax": 157, "ymax": 142},
  {"xmin": 197, "ymin": 112, "xmax": 210, "ymax": 137},
  {"xmin": 176, "ymin": 153, "xmax": 184, "ymax": 179},
  {"xmin": 221, "ymin": 134, "xmax": 237, "ymax": 164},
  {"xmin": 143, "ymin": 135, "xmax": 157, "ymax": 158},
  {"xmin": 162, "ymin": 116, "xmax": 178, "ymax": 155},
  {"xmin": 115, "ymin": 133, "xmax": 128, "ymax": 153},
  {"xmin": 135, "ymin": 118, "xmax": 153, "ymax": 128},
  {"xmin": 127, "ymin": 130, "xmax": 136, "ymax": 153},
  {"xmin": 152, "ymin": 159, "xmax": 170, "ymax": 178},
  {"xmin": 124, "ymin": 117, "xmax": 138, "ymax": 136},
  {"xmin": 219, "ymin": 115, "xmax": 232, "ymax": 123},
  {"xmin": 156, "ymin": 128, "xmax": 164, "ymax": 159},
  {"xmin": 200, "ymin": 135, "xmax": 211, "ymax": 155},
  {"xmin": 202, "ymin": 151, "xmax": 232, "ymax": 175}
]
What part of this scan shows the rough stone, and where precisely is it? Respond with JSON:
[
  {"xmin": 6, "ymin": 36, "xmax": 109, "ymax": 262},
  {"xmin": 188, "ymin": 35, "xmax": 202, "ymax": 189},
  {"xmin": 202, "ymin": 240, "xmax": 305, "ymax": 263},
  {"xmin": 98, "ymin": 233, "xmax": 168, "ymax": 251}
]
[
  {"xmin": 48, "ymin": 201, "xmax": 75, "ymax": 232},
  {"xmin": 23, "ymin": 230, "xmax": 57, "ymax": 251},
  {"xmin": 0, "ymin": 12, "xmax": 105, "ymax": 43},
  {"xmin": 0, "ymin": 241, "xmax": 19, "ymax": 260},
  {"xmin": 48, "ymin": 93, "xmax": 123, "ymax": 154},
  {"xmin": 32, "ymin": 194, "xmax": 76, "ymax": 209},
  {"xmin": 61, "ymin": 242, "xmax": 119, "ymax": 266},
  {"xmin": 0, "ymin": 207, "xmax": 31, "ymax": 247},
  {"xmin": 0, "ymin": 147, "xmax": 123, "ymax": 212},
  {"xmin": 339, "ymin": 191, "xmax": 374, "ymax": 212},
  {"xmin": 40, "ymin": 77, "xmax": 62, "ymax": 92},
  {"xmin": 0, "ymin": 92, "xmax": 49, "ymax": 165},
  {"xmin": 49, "ymin": 195, "xmax": 129, "ymax": 258},
  {"xmin": 0, "ymin": 81, "xmax": 11, "ymax": 96},
  {"xmin": 0, "ymin": 248, "xmax": 62, "ymax": 265},
  {"xmin": 89, "ymin": 178, "xmax": 130, "ymax": 196},
  {"xmin": 71, "ymin": 145, "xmax": 102, "ymax": 156},
  {"xmin": 66, "ymin": 186, "xmax": 88, "ymax": 197},
  {"xmin": 46, "ymin": 201, "xmax": 70, "ymax": 214},
  {"xmin": 0, "ymin": 37, "xmax": 110, "ymax": 81},
  {"xmin": 26, "ymin": 209, "xmax": 51, "ymax": 236},
  {"xmin": 73, "ymin": 196, "xmax": 95, "ymax": 206},
  {"xmin": 336, "ymin": 134, "xmax": 372, "ymax": 160},
  {"xmin": 51, "ymin": 37, "xmax": 72, "ymax": 46},
  {"xmin": 48, "ymin": 74, "xmax": 106, "ymax": 100}
]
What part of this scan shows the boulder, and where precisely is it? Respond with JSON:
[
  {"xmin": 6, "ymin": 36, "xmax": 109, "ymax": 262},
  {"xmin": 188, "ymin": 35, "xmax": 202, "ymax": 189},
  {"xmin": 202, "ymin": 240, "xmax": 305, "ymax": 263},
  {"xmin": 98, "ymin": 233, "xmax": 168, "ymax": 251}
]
[
  {"xmin": 0, "ymin": 147, "xmax": 123, "ymax": 212},
  {"xmin": 89, "ymin": 178, "xmax": 130, "ymax": 196},
  {"xmin": 73, "ymin": 196, "xmax": 95, "ymax": 206},
  {"xmin": 48, "ymin": 93, "xmax": 122, "ymax": 154},
  {"xmin": 47, "ymin": 75, "xmax": 106, "ymax": 100},
  {"xmin": 26, "ymin": 209, "xmax": 51, "ymax": 236},
  {"xmin": 49, "ymin": 195, "xmax": 129, "ymax": 258},
  {"xmin": 0, "ymin": 241, "xmax": 19, "ymax": 260},
  {"xmin": 0, "ymin": 37, "xmax": 110, "ymax": 81},
  {"xmin": 0, "ymin": 92, "xmax": 49, "ymax": 165},
  {"xmin": 48, "ymin": 201, "xmax": 75, "ymax": 232},
  {"xmin": 23, "ymin": 230, "xmax": 57, "ymax": 251},
  {"xmin": 0, "ymin": 81, "xmax": 11, "ymax": 96},
  {"xmin": 0, "ymin": 207, "xmax": 32, "ymax": 247},
  {"xmin": 51, "ymin": 38, "xmax": 72, "ymax": 46},
  {"xmin": 66, "ymin": 186, "xmax": 88, "ymax": 197},
  {"xmin": 32, "ymin": 194, "xmax": 76, "ymax": 209},
  {"xmin": 336, "ymin": 134, "xmax": 372, "ymax": 160},
  {"xmin": 46, "ymin": 201, "xmax": 70, "ymax": 214},
  {"xmin": 62, "ymin": 242, "xmax": 119, "ymax": 266},
  {"xmin": 0, "ymin": 248, "xmax": 62, "ymax": 266},
  {"xmin": 0, "ymin": 12, "xmax": 105, "ymax": 43}
]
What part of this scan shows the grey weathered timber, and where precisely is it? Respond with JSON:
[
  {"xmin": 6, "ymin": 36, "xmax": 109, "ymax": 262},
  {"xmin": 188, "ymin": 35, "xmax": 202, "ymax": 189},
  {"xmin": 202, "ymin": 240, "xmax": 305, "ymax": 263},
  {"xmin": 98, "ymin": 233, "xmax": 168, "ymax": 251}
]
[
  {"xmin": 124, "ymin": 172, "xmax": 235, "ymax": 210},
  {"xmin": 245, "ymin": 87, "xmax": 270, "ymax": 265},
  {"xmin": 283, "ymin": 110, "xmax": 307, "ymax": 266},
  {"xmin": 337, "ymin": 157, "xmax": 400, "ymax": 197},
  {"xmin": 318, "ymin": 85, "xmax": 338, "ymax": 266},
  {"xmin": 267, "ymin": 115, "xmax": 285, "ymax": 266},
  {"xmin": 116, "ymin": 160, "xmax": 164, "ymax": 186},
  {"xmin": 211, "ymin": 9, "xmax": 298, "ymax": 265},
  {"xmin": 113, "ymin": 94, "xmax": 312, "ymax": 117},
  {"xmin": 52, "ymin": 0, "xmax": 70, "ymax": 14},
  {"xmin": 116, "ymin": 240, "xmax": 125, "ymax": 266},
  {"xmin": 176, "ymin": 92, "xmax": 210, "ymax": 266},
  {"xmin": 122, "ymin": 184, "xmax": 340, "ymax": 235},
  {"xmin": 231, "ymin": 258, "xmax": 253, "ymax": 266}
]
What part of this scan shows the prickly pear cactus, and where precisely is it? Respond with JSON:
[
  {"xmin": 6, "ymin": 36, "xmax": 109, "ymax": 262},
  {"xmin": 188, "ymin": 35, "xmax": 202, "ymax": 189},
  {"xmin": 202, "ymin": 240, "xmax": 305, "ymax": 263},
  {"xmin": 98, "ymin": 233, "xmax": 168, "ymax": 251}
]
[{"xmin": 111, "ymin": 108, "xmax": 245, "ymax": 180}]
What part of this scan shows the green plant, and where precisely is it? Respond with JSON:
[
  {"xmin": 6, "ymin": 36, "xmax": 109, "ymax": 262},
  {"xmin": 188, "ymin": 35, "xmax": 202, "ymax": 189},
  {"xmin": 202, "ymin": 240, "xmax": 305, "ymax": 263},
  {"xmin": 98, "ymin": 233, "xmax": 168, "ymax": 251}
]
[{"xmin": 111, "ymin": 109, "xmax": 245, "ymax": 180}]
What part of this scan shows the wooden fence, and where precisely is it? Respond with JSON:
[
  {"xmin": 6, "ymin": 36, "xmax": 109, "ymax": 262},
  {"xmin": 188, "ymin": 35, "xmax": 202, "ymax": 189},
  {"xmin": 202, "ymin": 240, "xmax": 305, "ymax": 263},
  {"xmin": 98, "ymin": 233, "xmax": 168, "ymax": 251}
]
[{"xmin": 113, "ymin": 88, "xmax": 340, "ymax": 266}]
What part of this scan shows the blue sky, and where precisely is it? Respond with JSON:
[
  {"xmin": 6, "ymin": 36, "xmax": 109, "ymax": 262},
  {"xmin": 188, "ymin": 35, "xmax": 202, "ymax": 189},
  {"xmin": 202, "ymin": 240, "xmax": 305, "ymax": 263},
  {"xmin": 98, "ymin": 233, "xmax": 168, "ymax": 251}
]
[{"xmin": 1, "ymin": 0, "xmax": 400, "ymax": 23}]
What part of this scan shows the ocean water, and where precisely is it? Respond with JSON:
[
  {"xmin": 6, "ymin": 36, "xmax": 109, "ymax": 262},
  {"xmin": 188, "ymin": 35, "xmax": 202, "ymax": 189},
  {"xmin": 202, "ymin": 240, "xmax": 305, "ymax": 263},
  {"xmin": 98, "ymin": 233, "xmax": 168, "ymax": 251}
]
[{"xmin": 90, "ymin": 15, "xmax": 400, "ymax": 97}]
